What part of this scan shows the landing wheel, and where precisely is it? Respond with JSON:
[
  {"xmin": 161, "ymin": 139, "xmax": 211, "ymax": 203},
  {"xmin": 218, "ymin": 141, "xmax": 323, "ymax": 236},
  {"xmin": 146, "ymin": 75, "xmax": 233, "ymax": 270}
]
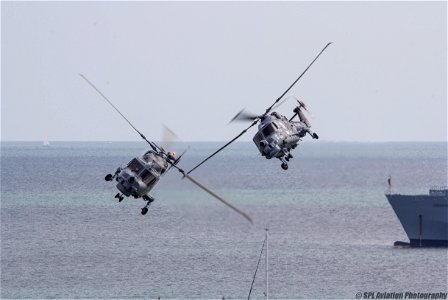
[
  {"xmin": 312, "ymin": 133, "xmax": 319, "ymax": 139},
  {"xmin": 105, "ymin": 174, "xmax": 113, "ymax": 181},
  {"xmin": 281, "ymin": 163, "xmax": 289, "ymax": 170},
  {"xmin": 141, "ymin": 207, "xmax": 148, "ymax": 215},
  {"xmin": 115, "ymin": 193, "xmax": 124, "ymax": 202}
]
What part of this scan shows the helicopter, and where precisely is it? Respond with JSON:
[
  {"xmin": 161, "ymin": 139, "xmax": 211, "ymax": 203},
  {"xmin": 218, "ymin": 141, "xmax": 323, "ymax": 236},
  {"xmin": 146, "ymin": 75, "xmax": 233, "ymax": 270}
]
[
  {"xmin": 230, "ymin": 98, "xmax": 318, "ymax": 170},
  {"xmin": 80, "ymin": 74, "xmax": 252, "ymax": 224},
  {"xmin": 104, "ymin": 148, "xmax": 180, "ymax": 212},
  {"xmin": 187, "ymin": 42, "xmax": 332, "ymax": 173}
]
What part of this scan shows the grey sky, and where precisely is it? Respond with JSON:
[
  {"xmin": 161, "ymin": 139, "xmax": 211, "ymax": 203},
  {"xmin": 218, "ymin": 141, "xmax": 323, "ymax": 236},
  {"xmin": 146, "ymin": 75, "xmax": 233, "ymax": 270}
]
[{"xmin": 2, "ymin": 1, "xmax": 446, "ymax": 142}]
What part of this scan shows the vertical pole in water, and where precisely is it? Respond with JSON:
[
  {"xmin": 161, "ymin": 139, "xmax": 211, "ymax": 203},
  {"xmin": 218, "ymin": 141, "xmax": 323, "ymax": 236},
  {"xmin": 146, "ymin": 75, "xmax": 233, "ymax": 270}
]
[
  {"xmin": 266, "ymin": 228, "xmax": 269, "ymax": 300},
  {"xmin": 419, "ymin": 215, "xmax": 423, "ymax": 247},
  {"xmin": 387, "ymin": 175, "xmax": 392, "ymax": 195}
]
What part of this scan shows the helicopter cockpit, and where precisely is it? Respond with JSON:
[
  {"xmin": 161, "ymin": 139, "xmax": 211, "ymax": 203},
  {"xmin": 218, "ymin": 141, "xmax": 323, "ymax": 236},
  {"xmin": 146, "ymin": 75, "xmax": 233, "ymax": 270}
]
[
  {"xmin": 253, "ymin": 131, "xmax": 264, "ymax": 149},
  {"xmin": 114, "ymin": 151, "xmax": 168, "ymax": 198},
  {"xmin": 127, "ymin": 157, "xmax": 158, "ymax": 185},
  {"xmin": 142, "ymin": 150, "xmax": 169, "ymax": 175},
  {"xmin": 261, "ymin": 122, "xmax": 278, "ymax": 137},
  {"xmin": 253, "ymin": 121, "xmax": 282, "ymax": 158},
  {"xmin": 127, "ymin": 158, "xmax": 144, "ymax": 174}
]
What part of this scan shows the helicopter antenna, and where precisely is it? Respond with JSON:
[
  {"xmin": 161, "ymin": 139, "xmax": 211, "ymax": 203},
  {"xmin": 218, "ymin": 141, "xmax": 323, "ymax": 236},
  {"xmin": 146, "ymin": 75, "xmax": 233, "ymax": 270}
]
[
  {"xmin": 187, "ymin": 42, "xmax": 332, "ymax": 174},
  {"xmin": 80, "ymin": 74, "xmax": 160, "ymax": 152}
]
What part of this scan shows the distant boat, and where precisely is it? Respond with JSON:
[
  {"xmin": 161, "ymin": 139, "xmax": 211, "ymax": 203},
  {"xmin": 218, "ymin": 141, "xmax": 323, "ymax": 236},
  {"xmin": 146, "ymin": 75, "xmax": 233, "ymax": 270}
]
[
  {"xmin": 43, "ymin": 138, "xmax": 50, "ymax": 147},
  {"xmin": 386, "ymin": 187, "xmax": 448, "ymax": 247}
]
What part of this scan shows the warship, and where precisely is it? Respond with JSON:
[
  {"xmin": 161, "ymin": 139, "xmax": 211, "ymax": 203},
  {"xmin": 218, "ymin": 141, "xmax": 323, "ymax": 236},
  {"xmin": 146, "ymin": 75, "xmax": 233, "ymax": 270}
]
[{"xmin": 386, "ymin": 187, "xmax": 448, "ymax": 247}]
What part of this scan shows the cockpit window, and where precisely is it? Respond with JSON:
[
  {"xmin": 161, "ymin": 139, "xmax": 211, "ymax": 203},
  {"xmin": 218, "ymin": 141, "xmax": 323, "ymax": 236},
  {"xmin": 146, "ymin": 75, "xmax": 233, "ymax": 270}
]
[
  {"xmin": 127, "ymin": 158, "xmax": 144, "ymax": 173},
  {"xmin": 253, "ymin": 132, "xmax": 264, "ymax": 145},
  {"xmin": 152, "ymin": 163, "xmax": 162, "ymax": 174},
  {"xmin": 143, "ymin": 150, "xmax": 167, "ymax": 174},
  {"xmin": 142, "ymin": 151, "xmax": 156, "ymax": 163},
  {"xmin": 262, "ymin": 123, "xmax": 277, "ymax": 136},
  {"xmin": 140, "ymin": 169, "xmax": 157, "ymax": 185}
]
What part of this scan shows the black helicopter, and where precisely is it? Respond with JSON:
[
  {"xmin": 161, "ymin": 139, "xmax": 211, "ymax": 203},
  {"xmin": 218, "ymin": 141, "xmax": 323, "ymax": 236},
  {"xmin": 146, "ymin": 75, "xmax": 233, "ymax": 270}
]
[
  {"xmin": 187, "ymin": 42, "xmax": 332, "ymax": 173},
  {"xmin": 80, "ymin": 74, "xmax": 252, "ymax": 224}
]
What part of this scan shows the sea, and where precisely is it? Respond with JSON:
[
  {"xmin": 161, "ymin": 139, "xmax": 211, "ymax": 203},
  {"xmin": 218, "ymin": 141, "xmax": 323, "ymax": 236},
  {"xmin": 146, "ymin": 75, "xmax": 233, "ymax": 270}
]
[{"xmin": 1, "ymin": 141, "xmax": 447, "ymax": 299}]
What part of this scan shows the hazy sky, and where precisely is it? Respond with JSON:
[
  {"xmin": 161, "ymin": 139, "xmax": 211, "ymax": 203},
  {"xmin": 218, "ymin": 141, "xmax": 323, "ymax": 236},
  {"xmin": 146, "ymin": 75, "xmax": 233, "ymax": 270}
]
[{"xmin": 2, "ymin": 1, "xmax": 447, "ymax": 142}]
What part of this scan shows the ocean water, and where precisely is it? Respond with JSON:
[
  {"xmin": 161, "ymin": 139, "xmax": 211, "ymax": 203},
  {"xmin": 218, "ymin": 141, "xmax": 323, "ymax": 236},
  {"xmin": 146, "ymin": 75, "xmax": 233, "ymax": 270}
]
[{"xmin": 1, "ymin": 141, "xmax": 447, "ymax": 299}]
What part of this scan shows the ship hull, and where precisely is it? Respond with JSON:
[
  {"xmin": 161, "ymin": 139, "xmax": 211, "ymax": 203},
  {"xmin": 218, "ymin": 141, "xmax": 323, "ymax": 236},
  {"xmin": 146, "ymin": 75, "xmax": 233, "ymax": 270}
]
[{"xmin": 386, "ymin": 194, "xmax": 448, "ymax": 247}]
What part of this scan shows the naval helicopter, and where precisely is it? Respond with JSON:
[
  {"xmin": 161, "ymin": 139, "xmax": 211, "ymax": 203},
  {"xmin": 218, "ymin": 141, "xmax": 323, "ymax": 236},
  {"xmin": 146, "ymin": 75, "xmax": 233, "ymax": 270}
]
[
  {"xmin": 80, "ymin": 74, "xmax": 252, "ymax": 224},
  {"xmin": 187, "ymin": 42, "xmax": 332, "ymax": 173}
]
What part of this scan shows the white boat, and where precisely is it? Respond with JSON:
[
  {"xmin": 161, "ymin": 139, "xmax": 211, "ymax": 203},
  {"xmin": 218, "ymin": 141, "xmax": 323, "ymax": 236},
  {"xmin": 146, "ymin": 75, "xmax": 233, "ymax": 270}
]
[{"xmin": 386, "ymin": 187, "xmax": 448, "ymax": 247}]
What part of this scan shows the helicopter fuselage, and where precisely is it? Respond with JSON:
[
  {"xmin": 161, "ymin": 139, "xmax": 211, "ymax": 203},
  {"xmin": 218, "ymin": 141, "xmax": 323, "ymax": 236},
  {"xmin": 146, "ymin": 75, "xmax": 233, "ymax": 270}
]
[
  {"xmin": 115, "ymin": 150, "xmax": 168, "ymax": 198},
  {"xmin": 252, "ymin": 112, "xmax": 311, "ymax": 162}
]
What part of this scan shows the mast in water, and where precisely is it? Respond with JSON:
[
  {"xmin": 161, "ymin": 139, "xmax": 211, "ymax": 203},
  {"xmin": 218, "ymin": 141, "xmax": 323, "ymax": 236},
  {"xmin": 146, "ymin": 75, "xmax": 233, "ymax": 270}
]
[
  {"xmin": 247, "ymin": 228, "xmax": 269, "ymax": 300},
  {"xmin": 265, "ymin": 228, "xmax": 268, "ymax": 300}
]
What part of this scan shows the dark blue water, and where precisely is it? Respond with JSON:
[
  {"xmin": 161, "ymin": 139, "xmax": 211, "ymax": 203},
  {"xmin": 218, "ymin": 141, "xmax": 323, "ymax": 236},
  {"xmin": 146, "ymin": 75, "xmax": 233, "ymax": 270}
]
[{"xmin": 1, "ymin": 142, "xmax": 447, "ymax": 299}]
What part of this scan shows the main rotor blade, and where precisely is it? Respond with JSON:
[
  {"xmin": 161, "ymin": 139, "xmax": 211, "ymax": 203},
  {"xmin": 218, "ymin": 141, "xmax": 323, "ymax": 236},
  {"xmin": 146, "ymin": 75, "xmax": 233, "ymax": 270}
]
[
  {"xmin": 270, "ymin": 97, "xmax": 289, "ymax": 111},
  {"xmin": 80, "ymin": 74, "xmax": 160, "ymax": 152},
  {"xmin": 183, "ymin": 173, "xmax": 253, "ymax": 224},
  {"xmin": 228, "ymin": 109, "xmax": 259, "ymax": 123},
  {"xmin": 187, "ymin": 120, "xmax": 258, "ymax": 174},
  {"xmin": 230, "ymin": 92, "xmax": 289, "ymax": 125},
  {"xmin": 263, "ymin": 42, "xmax": 332, "ymax": 117},
  {"xmin": 169, "ymin": 163, "xmax": 253, "ymax": 224},
  {"xmin": 161, "ymin": 124, "xmax": 179, "ymax": 151}
]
